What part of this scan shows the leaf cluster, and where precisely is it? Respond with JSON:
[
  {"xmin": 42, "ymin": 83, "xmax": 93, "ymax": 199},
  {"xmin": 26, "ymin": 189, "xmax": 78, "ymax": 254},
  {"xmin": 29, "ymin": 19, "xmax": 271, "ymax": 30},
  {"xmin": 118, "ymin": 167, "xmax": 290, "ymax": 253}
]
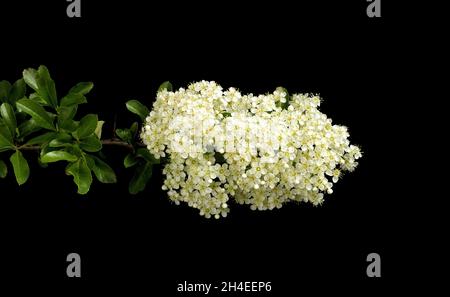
[{"xmin": 1, "ymin": 66, "xmax": 161, "ymax": 195}]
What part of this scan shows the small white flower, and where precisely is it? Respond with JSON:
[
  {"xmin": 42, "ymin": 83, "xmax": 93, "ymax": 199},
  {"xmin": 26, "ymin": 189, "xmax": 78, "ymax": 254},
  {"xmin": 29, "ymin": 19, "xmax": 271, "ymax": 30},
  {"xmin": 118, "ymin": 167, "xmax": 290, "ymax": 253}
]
[{"xmin": 142, "ymin": 81, "xmax": 361, "ymax": 218}]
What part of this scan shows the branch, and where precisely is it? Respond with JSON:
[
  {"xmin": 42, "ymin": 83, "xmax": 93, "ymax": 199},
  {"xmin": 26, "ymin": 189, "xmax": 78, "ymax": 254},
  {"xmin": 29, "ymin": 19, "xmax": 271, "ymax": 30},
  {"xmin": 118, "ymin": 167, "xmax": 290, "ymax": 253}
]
[
  {"xmin": 101, "ymin": 139, "xmax": 134, "ymax": 151},
  {"xmin": 17, "ymin": 139, "xmax": 143, "ymax": 152}
]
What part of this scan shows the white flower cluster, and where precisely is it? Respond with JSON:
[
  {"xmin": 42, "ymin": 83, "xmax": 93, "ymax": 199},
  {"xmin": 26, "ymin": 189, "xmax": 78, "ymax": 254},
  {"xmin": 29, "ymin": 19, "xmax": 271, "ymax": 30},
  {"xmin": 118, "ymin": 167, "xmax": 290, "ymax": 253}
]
[{"xmin": 141, "ymin": 81, "xmax": 362, "ymax": 218}]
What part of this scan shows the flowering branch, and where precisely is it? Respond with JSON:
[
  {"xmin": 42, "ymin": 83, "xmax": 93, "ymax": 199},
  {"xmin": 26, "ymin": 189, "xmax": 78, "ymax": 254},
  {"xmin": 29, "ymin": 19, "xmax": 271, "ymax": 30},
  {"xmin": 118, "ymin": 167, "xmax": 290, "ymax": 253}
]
[{"xmin": 1, "ymin": 66, "xmax": 362, "ymax": 219}]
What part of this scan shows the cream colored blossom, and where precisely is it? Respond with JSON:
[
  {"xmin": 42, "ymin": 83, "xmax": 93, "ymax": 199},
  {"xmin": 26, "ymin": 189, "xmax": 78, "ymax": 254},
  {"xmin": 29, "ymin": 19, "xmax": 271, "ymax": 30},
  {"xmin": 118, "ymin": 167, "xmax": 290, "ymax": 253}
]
[{"xmin": 142, "ymin": 81, "xmax": 362, "ymax": 218}]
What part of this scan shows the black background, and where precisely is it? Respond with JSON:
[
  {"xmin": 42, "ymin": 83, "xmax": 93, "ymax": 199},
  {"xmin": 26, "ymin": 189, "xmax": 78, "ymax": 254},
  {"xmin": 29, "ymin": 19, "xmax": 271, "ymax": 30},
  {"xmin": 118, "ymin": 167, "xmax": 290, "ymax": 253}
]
[{"xmin": 0, "ymin": 0, "xmax": 427, "ymax": 295}]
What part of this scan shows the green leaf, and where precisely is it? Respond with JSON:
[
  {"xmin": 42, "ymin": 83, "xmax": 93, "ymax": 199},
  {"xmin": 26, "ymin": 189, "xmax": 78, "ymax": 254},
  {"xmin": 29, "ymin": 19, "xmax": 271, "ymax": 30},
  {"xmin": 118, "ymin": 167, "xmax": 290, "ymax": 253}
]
[
  {"xmin": 0, "ymin": 124, "xmax": 14, "ymax": 152},
  {"xmin": 74, "ymin": 114, "xmax": 97, "ymax": 139},
  {"xmin": 126, "ymin": 100, "xmax": 149, "ymax": 121},
  {"xmin": 41, "ymin": 150, "xmax": 78, "ymax": 163},
  {"xmin": 10, "ymin": 150, "xmax": 30, "ymax": 185},
  {"xmin": 28, "ymin": 93, "xmax": 48, "ymax": 106},
  {"xmin": 0, "ymin": 80, "xmax": 12, "ymax": 102},
  {"xmin": 23, "ymin": 66, "xmax": 57, "ymax": 108},
  {"xmin": 25, "ymin": 131, "xmax": 58, "ymax": 145},
  {"xmin": 40, "ymin": 142, "xmax": 54, "ymax": 158},
  {"xmin": 88, "ymin": 155, "xmax": 117, "ymax": 184},
  {"xmin": 94, "ymin": 120, "xmax": 104, "ymax": 139},
  {"xmin": 60, "ymin": 120, "xmax": 79, "ymax": 133},
  {"xmin": 37, "ymin": 66, "xmax": 58, "ymax": 108},
  {"xmin": 49, "ymin": 140, "xmax": 72, "ymax": 148},
  {"xmin": 85, "ymin": 154, "xmax": 95, "ymax": 169},
  {"xmin": 136, "ymin": 148, "xmax": 160, "ymax": 164},
  {"xmin": 158, "ymin": 81, "xmax": 173, "ymax": 92},
  {"xmin": 130, "ymin": 122, "xmax": 139, "ymax": 136},
  {"xmin": 129, "ymin": 162, "xmax": 153, "ymax": 194},
  {"xmin": 48, "ymin": 133, "xmax": 73, "ymax": 147},
  {"xmin": 124, "ymin": 153, "xmax": 138, "ymax": 168},
  {"xmin": 79, "ymin": 135, "xmax": 102, "ymax": 152},
  {"xmin": 57, "ymin": 106, "xmax": 79, "ymax": 132},
  {"xmin": 23, "ymin": 68, "xmax": 39, "ymax": 91},
  {"xmin": 60, "ymin": 93, "xmax": 87, "ymax": 107},
  {"xmin": 0, "ymin": 103, "xmax": 17, "ymax": 137},
  {"xmin": 17, "ymin": 119, "xmax": 42, "ymax": 139},
  {"xmin": 16, "ymin": 98, "xmax": 55, "ymax": 131},
  {"xmin": 0, "ymin": 160, "xmax": 7, "ymax": 178},
  {"xmin": 9, "ymin": 79, "xmax": 26, "ymax": 103},
  {"xmin": 66, "ymin": 158, "xmax": 92, "ymax": 195},
  {"xmin": 69, "ymin": 82, "xmax": 93, "ymax": 95},
  {"xmin": 68, "ymin": 144, "xmax": 84, "ymax": 158},
  {"xmin": 115, "ymin": 128, "xmax": 132, "ymax": 143},
  {"xmin": 37, "ymin": 157, "xmax": 49, "ymax": 168}
]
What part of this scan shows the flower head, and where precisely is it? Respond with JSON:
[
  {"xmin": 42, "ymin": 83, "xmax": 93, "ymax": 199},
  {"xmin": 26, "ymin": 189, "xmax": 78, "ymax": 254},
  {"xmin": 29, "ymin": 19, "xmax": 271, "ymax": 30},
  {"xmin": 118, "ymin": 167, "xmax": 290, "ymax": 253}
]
[{"xmin": 142, "ymin": 81, "xmax": 361, "ymax": 218}]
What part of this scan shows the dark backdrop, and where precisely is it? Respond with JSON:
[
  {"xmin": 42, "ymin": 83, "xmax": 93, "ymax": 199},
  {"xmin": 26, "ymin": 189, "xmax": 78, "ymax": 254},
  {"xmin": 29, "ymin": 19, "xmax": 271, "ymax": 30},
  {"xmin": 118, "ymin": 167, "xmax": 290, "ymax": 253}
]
[{"xmin": 1, "ymin": 0, "xmax": 419, "ymax": 295}]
